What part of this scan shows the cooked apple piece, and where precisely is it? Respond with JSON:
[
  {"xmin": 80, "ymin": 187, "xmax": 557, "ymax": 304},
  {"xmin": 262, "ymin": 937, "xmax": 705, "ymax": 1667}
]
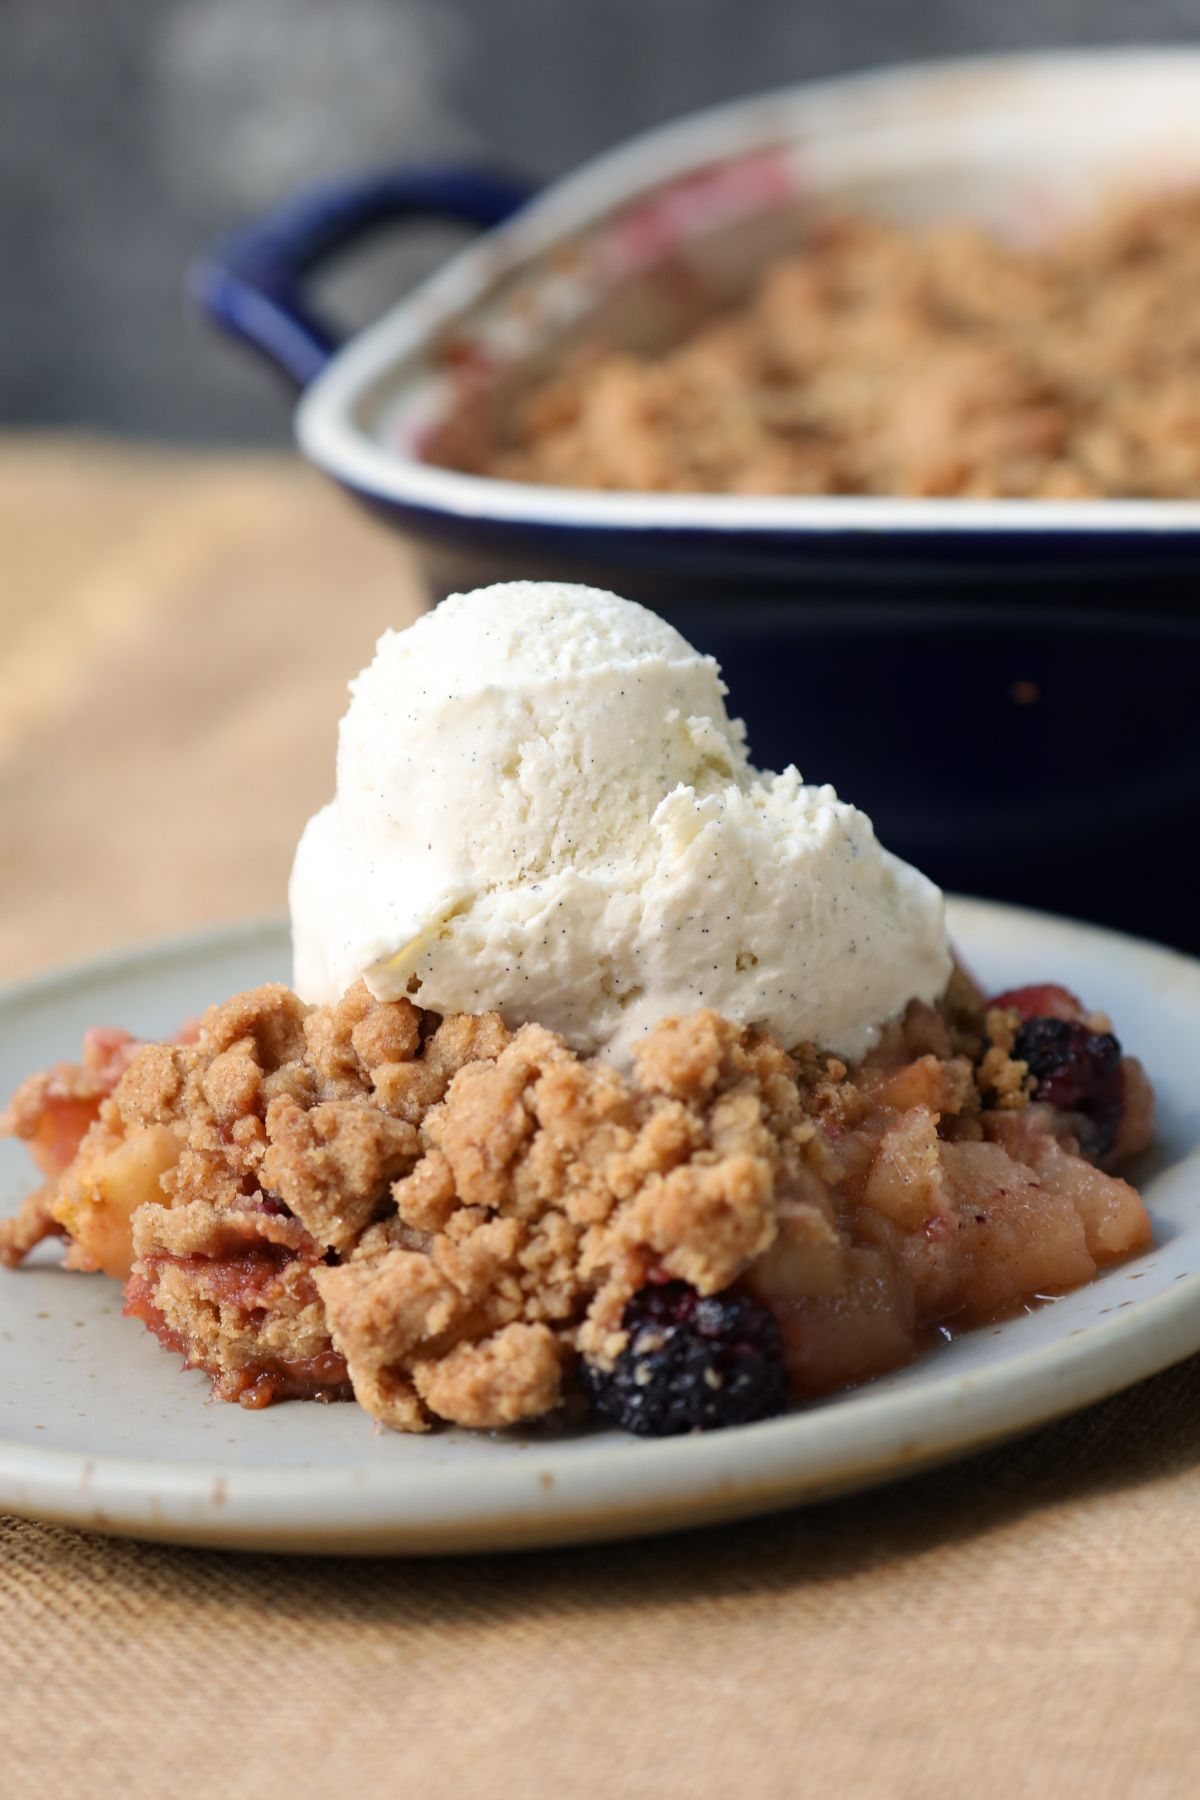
[
  {"xmin": 53, "ymin": 1124, "xmax": 182, "ymax": 1279},
  {"xmin": 772, "ymin": 1246, "xmax": 916, "ymax": 1395},
  {"xmin": 1019, "ymin": 1133, "xmax": 1151, "ymax": 1262},
  {"xmin": 747, "ymin": 1198, "xmax": 846, "ymax": 1302},
  {"xmin": 27, "ymin": 1095, "xmax": 106, "ymax": 1178},
  {"xmin": 1112, "ymin": 1058, "xmax": 1156, "ymax": 1164},
  {"xmin": 986, "ymin": 1112, "xmax": 1152, "ymax": 1260},
  {"xmin": 943, "ymin": 1140, "xmax": 1095, "ymax": 1319},
  {"xmin": 862, "ymin": 1105, "xmax": 948, "ymax": 1229}
]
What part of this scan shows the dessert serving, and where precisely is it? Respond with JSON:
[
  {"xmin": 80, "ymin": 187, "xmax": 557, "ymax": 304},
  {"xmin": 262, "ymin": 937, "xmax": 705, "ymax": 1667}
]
[
  {"xmin": 439, "ymin": 191, "xmax": 1200, "ymax": 501},
  {"xmin": 0, "ymin": 584, "xmax": 1155, "ymax": 1437}
]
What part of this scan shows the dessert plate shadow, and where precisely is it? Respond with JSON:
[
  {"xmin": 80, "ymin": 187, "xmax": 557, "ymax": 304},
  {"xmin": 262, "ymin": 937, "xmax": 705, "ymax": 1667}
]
[{"xmin": 2, "ymin": 900, "xmax": 1198, "ymax": 1556}]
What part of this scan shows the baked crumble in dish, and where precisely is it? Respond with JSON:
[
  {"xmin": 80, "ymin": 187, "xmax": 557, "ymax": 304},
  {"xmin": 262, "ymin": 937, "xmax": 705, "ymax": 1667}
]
[
  {"xmin": 437, "ymin": 190, "xmax": 1200, "ymax": 500},
  {"xmin": 0, "ymin": 972, "xmax": 1153, "ymax": 1436}
]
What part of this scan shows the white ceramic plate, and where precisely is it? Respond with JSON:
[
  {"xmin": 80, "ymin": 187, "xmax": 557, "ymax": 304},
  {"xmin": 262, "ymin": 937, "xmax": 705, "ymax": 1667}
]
[{"xmin": 2, "ymin": 900, "xmax": 1198, "ymax": 1555}]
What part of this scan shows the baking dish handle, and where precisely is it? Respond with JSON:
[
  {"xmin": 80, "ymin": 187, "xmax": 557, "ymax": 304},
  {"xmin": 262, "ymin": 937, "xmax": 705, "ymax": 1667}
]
[{"xmin": 189, "ymin": 166, "xmax": 535, "ymax": 390}]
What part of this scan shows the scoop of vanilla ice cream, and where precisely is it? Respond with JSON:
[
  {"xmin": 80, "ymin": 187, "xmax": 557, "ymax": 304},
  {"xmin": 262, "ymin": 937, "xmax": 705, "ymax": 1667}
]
[{"xmin": 290, "ymin": 581, "xmax": 951, "ymax": 1062}]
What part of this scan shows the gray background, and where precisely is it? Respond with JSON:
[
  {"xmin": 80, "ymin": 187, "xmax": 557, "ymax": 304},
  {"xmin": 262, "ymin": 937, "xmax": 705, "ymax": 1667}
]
[{"xmin": 3, "ymin": 0, "xmax": 1199, "ymax": 444}]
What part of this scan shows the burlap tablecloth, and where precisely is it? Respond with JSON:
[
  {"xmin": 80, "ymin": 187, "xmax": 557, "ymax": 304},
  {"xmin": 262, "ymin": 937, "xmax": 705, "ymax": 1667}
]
[{"xmin": 1, "ymin": 436, "xmax": 1197, "ymax": 1798}]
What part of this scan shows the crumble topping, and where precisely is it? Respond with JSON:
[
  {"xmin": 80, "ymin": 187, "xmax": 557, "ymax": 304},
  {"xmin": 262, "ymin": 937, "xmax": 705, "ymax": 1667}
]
[
  {"xmin": 437, "ymin": 190, "xmax": 1200, "ymax": 501},
  {"xmin": 0, "ymin": 975, "xmax": 1154, "ymax": 1432}
]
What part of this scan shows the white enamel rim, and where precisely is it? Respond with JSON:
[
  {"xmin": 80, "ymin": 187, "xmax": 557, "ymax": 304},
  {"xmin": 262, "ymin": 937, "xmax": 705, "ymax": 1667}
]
[
  {"xmin": 1, "ymin": 899, "xmax": 1199, "ymax": 1554},
  {"xmin": 297, "ymin": 46, "xmax": 1200, "ymax": 539}
]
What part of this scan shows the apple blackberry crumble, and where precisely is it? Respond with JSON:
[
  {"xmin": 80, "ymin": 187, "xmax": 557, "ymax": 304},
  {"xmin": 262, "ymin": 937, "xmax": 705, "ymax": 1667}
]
[
  {"xmin": 438, "ymin": 189, "xmax": 1200, "ymax": 500},
  {"xmin": 0, "ymin": 583, "xmax": 1157, "ymax": 1435},
  {"xmin": 0, "ymin": 972, "xmax": 1153, "ymax": 1435}
]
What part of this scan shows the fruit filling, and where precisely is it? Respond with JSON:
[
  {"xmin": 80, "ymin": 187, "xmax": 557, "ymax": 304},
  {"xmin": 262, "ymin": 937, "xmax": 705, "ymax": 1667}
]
[{"xmin": 0, "ymin": 969, "xmax": 1153, "ymax": 1436}]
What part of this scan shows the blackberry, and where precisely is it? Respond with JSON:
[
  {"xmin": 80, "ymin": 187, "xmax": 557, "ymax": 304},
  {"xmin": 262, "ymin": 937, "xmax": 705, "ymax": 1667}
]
[
  {"xmin": 1015, "ymin": 1016, "xmax": 1124, "ymax": 1157},
  {"xmin": 582, "ymin": 1280, "xmax": 788, "ymax": 1436}
]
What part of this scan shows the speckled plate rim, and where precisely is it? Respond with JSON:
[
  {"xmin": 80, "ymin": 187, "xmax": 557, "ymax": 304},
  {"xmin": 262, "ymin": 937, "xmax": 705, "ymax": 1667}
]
[{"xmin": 2, "ymin": 900, "xmax": 1199, "ymax": 1555}]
